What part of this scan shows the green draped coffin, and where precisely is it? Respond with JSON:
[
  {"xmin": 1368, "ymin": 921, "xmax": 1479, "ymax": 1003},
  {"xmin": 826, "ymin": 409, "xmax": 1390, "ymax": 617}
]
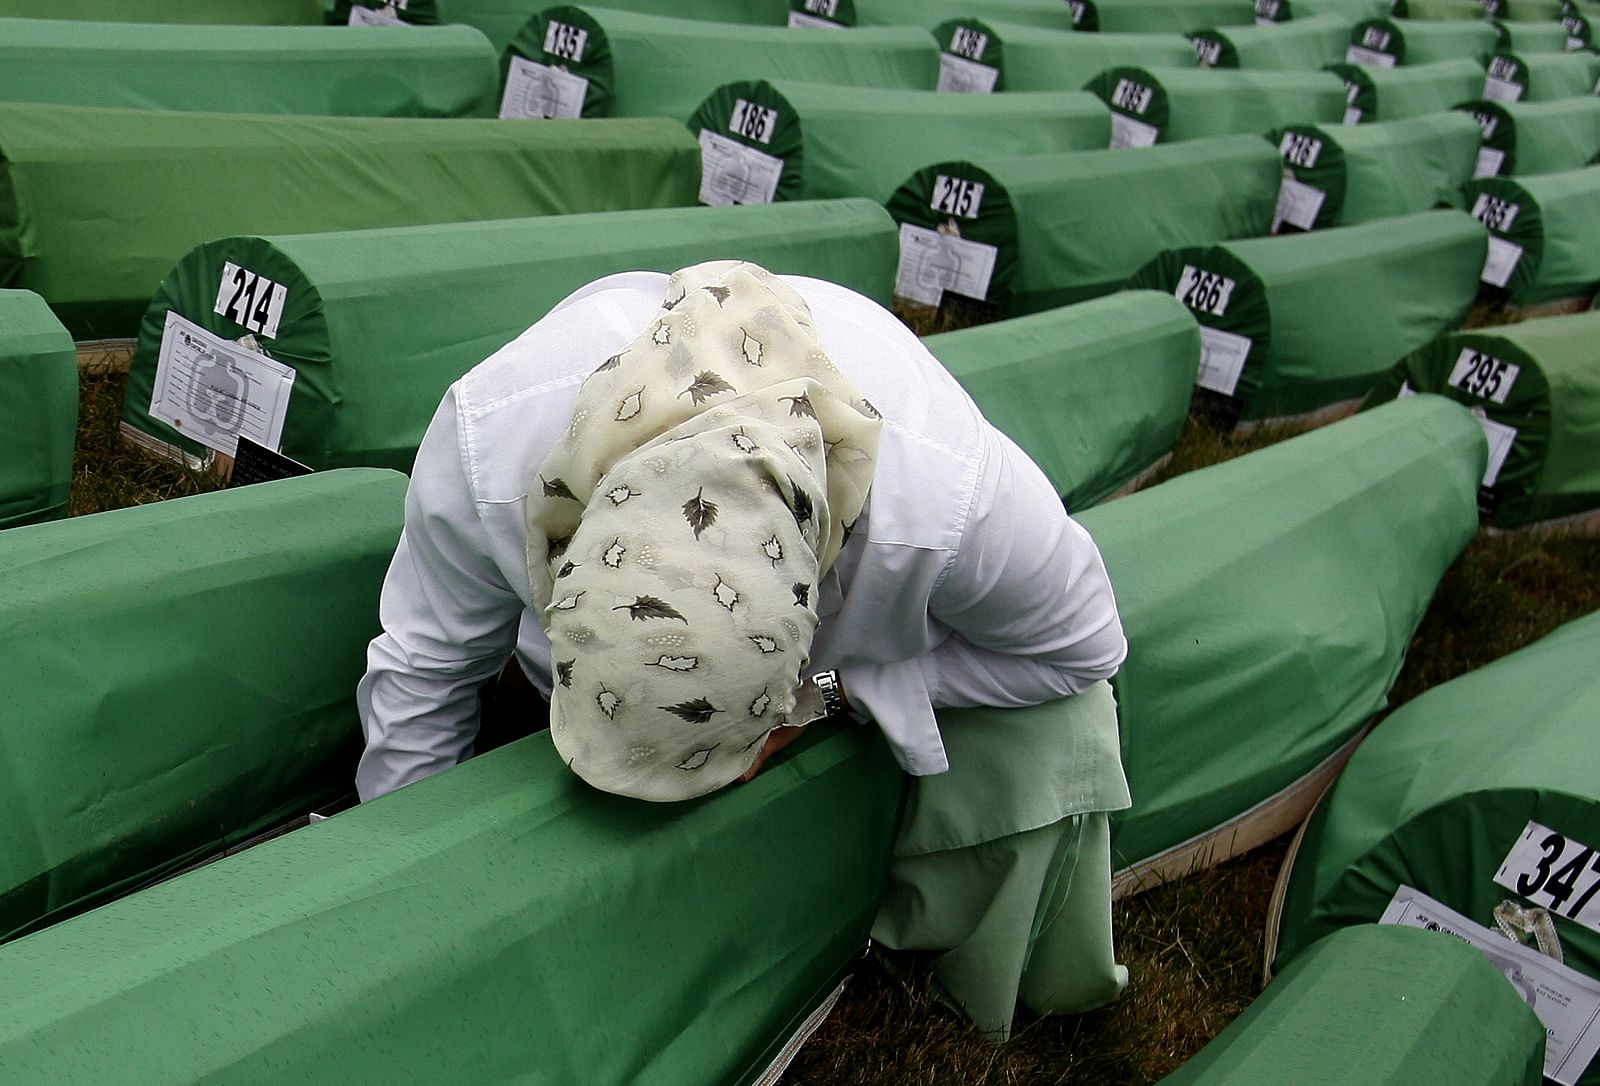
[
  {"xmin": 1253, "ymin": 0, "xmax": 1387, "ymax": 25},
  {"xmin": 886, "ymin": 136, "xmax": 1280, "ymax": 313},
  {"xmin": 1491, "ymin": 18, "xmax": 1574, "ymax": 54},
  {"xmin": 1128, "ymin": 210, "xmax": 1485, "ymax": 420},
  {"xmin": 1333, "ymin": 57, "xmax": 1487, "ymax": 122},
  {"xmin": 1078, "ymin": 395, "xmax": 1484, "ymax": 875},
  {"xmin": 1485, "ymin": 0, "xmax": 1568, "ymax": 16},
  {"xmin": 1272, "ymin": 111, "xmax": 1482, "ymax": 229},
  {"xmin": 1160, "ymin": 926, "xmax": 1546, "ymax": 1085},
  {"xmin": 1085, "ymin": 64, "xmax": 1347, "ymax": 144},
  {"xmin": 447, "ymin": 0, "xmax": 788, "ymax": 51},
  {"xmin": 121, "ymin": 200, "xmax": 898, "ymax": 471},
  {"xmin": 0, "ymin": 470, "xmax": 405, "ymax": 944},
  {"xmin": 787, "ymin": 0, "xmax": 1076, "ymax": 31},
  {"xmin": 1564, "ymin": 8, "xmax": 1598, "ymax": 50},
  {"xmin": 0, "ymin": 102, "xmax": 699, "ymax": 339},
  {"xmin": 1462, "ymin": 96, "xmax": 1600, "ymax": 177},
  {"xmin": 1068, "ymin": 0, "xmax": 1256, "ymax": 33},
  {"xmin": 1483, "ymin": 48, "xmax": 1600, "ymax": 101},
  {"xmin": 333, "ymin": 0, "xmax": 441, "ymax": 24},
  {"xmin": 1364, "ymin": 310, "xmax": 1600, "ymax": 526},
  {"xmin": 1464, "ymin": 164, "xmax": 1600, "ymax": 303},
  {"xmin": 0, "ymin": 722, "xmax": 902, "ymax": 1085},
  {"xmin": 1388, "ymin": 0, "xmax": 1492, "ymax": 18},
  {"xmin": 0, "ymin": 0, "xmax": 322, "ymax": 22},
  {"xmin": 1271, "ymin": 609, "xmax": 1600, "ymax": 1084},
  {"xmin": 1191, "ymin": 15, "xmax": 1355, "ymax": 69},
  {"xmin": 0, "ymin": 290, "xmax": 75, "ymax": 529},
  {"xmin": 924, "ymin": 18, "xmax": 1196, "ymax": 94},
  {"xmin": 688, "ymin": 80, "xmax": 1109, "ymax": 206},
  {"xmin": 498, "ymin": 5, "xmax": 937, "ymax": 121},
  {"xmin": 922, "ymin": 291, "xmax": 1199, "ymax": 510},
  {"xmin": 1346, "ymin": 16, "xmax": 1501, "ymax": 65},
  {"xmin": 0, "ymin": 16, "xmax": 498, "ymax": 117}
]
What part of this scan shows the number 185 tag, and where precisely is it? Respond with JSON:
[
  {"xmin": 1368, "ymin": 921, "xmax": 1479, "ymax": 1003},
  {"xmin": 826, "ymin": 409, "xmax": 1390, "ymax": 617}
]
[{"xmin": 1495, "ymin": 821, "xmax": 1600, "ymax": 935}]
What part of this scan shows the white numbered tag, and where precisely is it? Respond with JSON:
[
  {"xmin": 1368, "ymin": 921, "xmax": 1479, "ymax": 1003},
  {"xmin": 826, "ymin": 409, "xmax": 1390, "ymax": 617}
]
[
  {"xmin": 1196, "ymin": 327, "xmax": 1252, "ymax": 396},
  {"xmin": 1469, "ymin": 108, "xmax": 1498, "ymax": 139},
  {"xmin": 930, "ymin": 175, "xmax": 984, "ymax": 219},
  {"xmin": 1278, "ymin": 130, "xmax": 1323, "ymax": 169},
  {"xmin": 1474, "ymin": 409, "xmax": 1518, "ymax": 485},
  {"xmin": 1175, "ymin": 264, "xmax": 1237, "ymax": 316},
  {"xmin": 1345, "ymin": 44, "xmax": 1397, "ymax": 66},
  {"xmin": 1256, "ymin": 0, "xmax": 1282, "ymax": 20},
  {"xmin": 149, "ymin": 311, "xmax": 296, "ymax": 458},
  {"xmin": 1471, "ymin": 192, "xmax": 1521, "ymax": 232},
  {"xmin": 1447, "ymin": 347, "xmax": 1520, "ymax": 404},
  {"xmin": 729, "ymin": 98, "xmax": 778, "ymax": 144},
  {"xmin": 799, "ymin": 0, "xmax": 838, "ymax": 14},
  {"xmin": 213, "ymin": 261, "xmax": 287, "ymax": 340},
  {"xmin": 1193, "ymin": 36, "xmax": 1223, "ymax": 67},
  {"xmin": 1474, "ymin": 146, "xmax": 1506, "ymax": 178},
  {"xmin": 1343, "ymin": 106, "xmax": 1363, "ymax": 125},
  {"xmin": 894, "ymin": 223, "xmax": 997, "ymax": 308},
  {"xmin": 348, "ymin": 4, "xmax": 407, "ymax": 25},
  {"xmin": 697, "ymin": 129, "xmax": 784, "ymax": 206},
  {"xmin": 499, "ymin": 55, "xmax": 587, "ymax": 119},
  {"xmin": 1496, "ymin": 822, "xmax": 1600, "ymax": 936},
  {"xmin": 938, "ymin": 52, "xmax": 999, "ymax": 93},
  {"xmin": 543, "ymin": 19, "xmax": 588, "ymax": 63},
  {"xmin": 787, "ymin": 11, "xmax": 842, "ymax": 26},
  {"xmin": 947, "ymin": 25, "xmax": 989, "ymax": 60},
  {"xmin": 1110, "ymin": 77, "xmax": 1154, "ymax": 114},
  {"xmin": 1272, "ymin": 177, "xmax": 1326, "ymax": 231},
  {"xmin": 1110, "ymin": 112, "xmax": 1159, "ymax": 147}
]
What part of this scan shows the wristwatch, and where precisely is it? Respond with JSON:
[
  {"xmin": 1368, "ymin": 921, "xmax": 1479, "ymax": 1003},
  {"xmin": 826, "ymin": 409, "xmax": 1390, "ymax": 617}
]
[{"xmin": 809, "ymin": 669, "xmax": 847, "ymax": 721}]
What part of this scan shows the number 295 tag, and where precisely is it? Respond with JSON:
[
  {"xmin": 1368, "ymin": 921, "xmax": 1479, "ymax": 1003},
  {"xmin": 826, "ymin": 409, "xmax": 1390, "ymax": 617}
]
[{"xmin": 1495, "ymin": 820, "xmax": 1600, "ymax": 935}]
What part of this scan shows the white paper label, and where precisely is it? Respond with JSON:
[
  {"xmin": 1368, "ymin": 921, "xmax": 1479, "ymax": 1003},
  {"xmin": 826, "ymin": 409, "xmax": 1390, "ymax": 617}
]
[
  {"xmin": 1273, "ymin": 176, "xmax": 1327, "ymax": 231},
  {"xmin": 213, "ymin": 261, "xmax": 287, "ymax": 340},
  {"xmin": 1496, "ymin": 822, "xmax": 1600, "ymax": 936},
  {"xmin": 787, "ymin": 10, "xmax": 841, "ymax": 27},
  {"xmin": 149, "ymin": 312, "xmax": 296, "ymax": 458},
  {"xmin": 1481, "ymin": 237, "xmax": 1525, "ymax": 287},
  {"xmin": 1111, "ymin": 77, "xmax": 1154, "ymax": 114},
  {"xmin": 1474, "ymin": 409, "xmax": 1518, "ymax": 485},
  {"xmin": 1345, "ymin": 44, "xmax": 1397, "ymax": 66},
  {"xmin": 1110, "ymin": 112, "xmax": 1159, "ymax": 148},
  {"xmin": 1343, "ymin": 106, "xmax": 1364, "ymax": 125},
  {"xmin": 1175, "ymin": 264, "xmax": 1238, "ymax": 316},
  {"xmin": 1483, "ymin": 75, "xmax": 1525, "ymax": 102},
  {"xmin": 930, "ymin": 174, "xmax": 984, "ymax": 219},
  {"xmin": 894, "ymin": 223, "xmax": 997, "ymax": 307},
  {"xmin": 1279, "ymin": 130, "xmax": 1323, "ymax": 169},
  {"xmin": 729, "ymin": 98, "xmax": 778, "ymax": 144},
  {"xmin": 937, "ymin": 52, "xmax": 999, "ymax": 93},
  {"xmin": 697, "ymin": 129, "xmax": 784, "ymax": 206},
  {"xmin": 1380, "ymin": 885, "xmax": 1600, "ymax": 1086},
  {"xmin": 543, "ymin": 19, "xmax": 588, "ymax": 62},
  {"xmin": 1472, "ymin": 191, "xmax": 1521, "ymax": 232},
  {"xmin": 499, "ymin": 55, "xmax": 587, "ymax": 120},
  {"xmin": 1474, "ymin": 146, "xmax": 1507, "ymax": 178},
  {"xmin": 1194, "ymin": 36, "xmax": 1224, "ymax": 67},
  {"xmin": 1568, "ymin": 35, "xmax": 1587, "ymax": 50},
  {"xmin": 1447, "ymin": 346, "xmax": 1520, "ymax": 403},
  {"xmin": 1196, "ymin": 327, "xmax": 1252, "ymax": 395},
  {"xmin": 348, "ymin": 4, "xmax": 407, "ymax": 25},
  {"xmin": 1256, "ymin": 15, "xmax": 1278, "ymax": 25}
]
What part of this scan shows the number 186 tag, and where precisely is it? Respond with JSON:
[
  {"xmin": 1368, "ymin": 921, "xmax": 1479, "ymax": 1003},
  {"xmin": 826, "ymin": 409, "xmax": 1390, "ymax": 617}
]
[{"xmin": 1495, "ymin": 820, "xmax": 1600, "ymax": 935}]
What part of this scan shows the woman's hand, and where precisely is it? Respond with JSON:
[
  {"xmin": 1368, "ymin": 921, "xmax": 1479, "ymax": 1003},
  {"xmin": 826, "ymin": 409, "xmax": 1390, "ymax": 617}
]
[{"xmin": 737, "ymin": 723, "xmax": 808, "ymax": 783}]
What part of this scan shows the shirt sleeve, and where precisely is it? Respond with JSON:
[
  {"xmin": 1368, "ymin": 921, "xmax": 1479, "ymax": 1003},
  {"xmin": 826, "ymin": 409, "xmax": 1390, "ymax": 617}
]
[
  {"xmin": 917, "ymin": 425, "xmax": 1128, "ymax": 710},
  {"xmin": 354, "ymin": 392, "xmax": 528, "ymax": 802}
]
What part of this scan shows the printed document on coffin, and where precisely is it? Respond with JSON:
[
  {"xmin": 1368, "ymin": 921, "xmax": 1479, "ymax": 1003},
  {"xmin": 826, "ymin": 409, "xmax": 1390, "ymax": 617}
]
[{"xmin": 149, "ymin": 312, "xmax": 295, "ymax": 458}]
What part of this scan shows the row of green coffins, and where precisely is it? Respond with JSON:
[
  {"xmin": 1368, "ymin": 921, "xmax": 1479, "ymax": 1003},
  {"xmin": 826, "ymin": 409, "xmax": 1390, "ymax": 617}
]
[
  {"xmin": 0, "ymin": 395, "xmax": 1484, "ymax": 1081},
  {"xmin": 0, "ymin": 0, "xmax": 326, "ymax": 22},
  {"xmin": 1268, "ymin": 606, "xmax": 1600, "ymax": 1085},
  {"xmin": 497, "ymin": 6, "xmax": 938, "ymax": 120},
  {"xmin": 1337, "ymin": 58, "xmax": 1490, "ymax": 124},
  {"xmin": 1464, "ymin": 95, "xmax": 1600, "ymax": 178},
  {"xmin": 1465, "ymin": 162, "xmax": 1600, "ymax": 303},
  {"xmin": 783, "ymin": 0, "xmax": 1260, "ymax": 33},
  {"xmin": 1482, "ymin": 48, "xmax": 1600, "ymax": 101},
  {"xmin": 0, "ymin": 290, "xmax": 75, "ymax": 529},
  {"xmin": 0, "ymin": 16, "xmax": 502, "ymax": 117},
  {"xmin": 920, "ymin": 19, "xmax": 1197, "ymax": 95},
  {"xmin": 0, "ymin": 101, "xmax": 701, "ymax": 339}
]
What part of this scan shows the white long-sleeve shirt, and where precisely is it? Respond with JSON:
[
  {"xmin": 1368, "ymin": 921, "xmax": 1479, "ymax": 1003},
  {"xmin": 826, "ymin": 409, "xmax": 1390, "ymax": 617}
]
[{"xmin": 356, "ymin": 272, "xmax": 1126, "ymax": 801}]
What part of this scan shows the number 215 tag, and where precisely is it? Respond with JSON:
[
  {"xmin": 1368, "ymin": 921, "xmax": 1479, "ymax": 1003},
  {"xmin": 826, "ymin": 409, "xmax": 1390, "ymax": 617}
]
[{"xmin": 1495, "ymin": 820, "xmax": 1600, "ymax": 934}]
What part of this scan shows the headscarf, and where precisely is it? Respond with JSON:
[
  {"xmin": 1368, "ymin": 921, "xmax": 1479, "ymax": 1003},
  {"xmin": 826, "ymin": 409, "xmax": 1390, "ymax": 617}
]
[{"xmin": 526, "ymin": 261, "xmax": 882, "ymax": 801}]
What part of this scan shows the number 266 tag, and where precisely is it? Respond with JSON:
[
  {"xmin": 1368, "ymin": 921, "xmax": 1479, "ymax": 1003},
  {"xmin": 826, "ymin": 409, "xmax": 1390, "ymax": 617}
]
[{"xmin": 1495, "ymin": 820, "xmax": 1600, "ymax": 935}]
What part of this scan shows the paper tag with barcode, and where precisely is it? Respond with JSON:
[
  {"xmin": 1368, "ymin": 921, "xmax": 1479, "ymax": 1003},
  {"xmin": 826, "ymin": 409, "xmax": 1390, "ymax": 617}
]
[
  {"xmin": 1474, "ymin": 147, "xmax": 1506, "ymax": 179},
  {"xmin": 1345, "ymin": 45, "xmax": 1397, "ymax": 66},
  {"xmin": 1472, "ymin": 409, "xmax": 1518, "ymax": 485},
  {"xmin": 1273, "ymin": 177, "xmax": 1326, "ymax": 231},
  {"xmin": 213, "ymin": 262, "xmax": 287, "ymax": 340},
  {"xmin": 894, "ymin": 223, "xmax": 997, "ymax": 307},
  {"xmin": 697, "ymin": 129, "xmax": 784, "ymax": 206},
  {"xmin": 1483, "ymin": 75, "xmax": 1524, "ymax": 102},
  {"xmin": 1110, "ymin": 113, "xmax": 1159, "ymax": 148},
  {"xmin": 1447, "ymin": 347, "xmax": 1520, "ymax": 404},
  {"xmin": 1195, "ymin": 327, "xmax": 1252, "ymax": 396},
  {"xmin": 938, "ymin": 52, "xmax": 999, "ymax": 93},
  {"xmin": 348, "ymin": 4, "xmax": 406, "ymax": 25},
  {"xmin": 499, "ymin": 55, "xmax": 586, "ymax": 119},
  {"xmin": 149, "ymin": 312, "xmax": 296, "ymax": 458},
  {"xmin": 787, "ymin": 11, "xmax": 842, "ymax": 27},
  {"xmin": 1175, "ymin": 265, "xmax": 1237, "ymax": 316},
  {"xmin": 1496, "ymin": 822, "xmax": 1600, "ymax": 936}
]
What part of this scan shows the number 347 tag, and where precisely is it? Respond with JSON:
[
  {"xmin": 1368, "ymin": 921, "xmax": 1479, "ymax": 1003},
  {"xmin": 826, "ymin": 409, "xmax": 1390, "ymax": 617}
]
[{"xmin": 1495, "ymin": 821, "xmax": 1600, "ymax": 935}]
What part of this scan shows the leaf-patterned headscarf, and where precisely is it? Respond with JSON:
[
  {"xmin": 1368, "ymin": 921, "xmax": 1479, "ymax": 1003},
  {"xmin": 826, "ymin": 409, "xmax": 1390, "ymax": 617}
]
[{"xmin": 526, "ymin": 261, "xmax": 882, "ymax": 802}]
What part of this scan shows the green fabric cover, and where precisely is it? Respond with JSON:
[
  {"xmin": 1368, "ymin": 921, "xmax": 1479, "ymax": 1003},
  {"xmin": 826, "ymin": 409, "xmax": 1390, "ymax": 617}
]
[
  {"xmin": 1071, "ymin": 0, "xmax": 1256, "ymax": 34},
  {"xmin": 1276, "ymin": 111, "xmax": 1483, "ymax": 226},
  {"xmin": 0, "ymin": 469, "xmax": 405, "ymax": 944},
  {"xmin": 1492, "ymin": 18, "xmax": 1574, "ymax": 54},
  {"xmin": 1388, "ymin": 0, "xmax": 1492, "ymax": 17},
  {"xmin": 1348, "ymin": 17, "xmax": 1500, "ymax": 64},
  {"xmin": 1192, "ymin": 16, "xmax": 1355, "ymax": 69},
  {"xmin": 332, "ymin": 0, "xmax": 440, "ymax": 24},
  {"xmin": 1128, "ymin": 210, "xmax": 1486, "ymax": 419},
  {"xmin": 1333, "ymin": 57, "xmax": 1487, "ymax": 122},
  {"xmin": 122, "ymin": 200, "xmax": 898, "ymax": 471},
  {"xmin": 0, "ymin": 0, "xmax": 323, "ymax": 23},
  {"xmin": 1272, "ymin": 609, "xmax": 1600, "ymax": 1085},
  {"xmin": 504, "ymin": 6, "xmax": 937, "ymax": 121},
  {"xmin": 1486, "ymin": 0, "xmax": 1568, "ymax": 18},
  {"xmin": 837, "ymin": 0, "xmax": 1077, "ymax": 31},
  {"xmin": 0, "ymin": 17, "xmax": 498, "ymax": 118},
  {"xmin": 689, "ymin": 80, "xmax": 1110, "ymax": 204},
  {"xmin": 0, "ymin": 290, "xmax": 75, "ymax": 529},
  {"xmin": 1161, "ymin": 925, "xmax": 1547, "ymax": 1085},
  {"xmin": 0, "ymin": 725, "xmax": 902, "ymax": 1085},
  {"xmin": 1364, "ymin": 310, "xmax": 1600, "ymax": 525},
  {"xmin": 448, "ymin": 0, "xmax": 787, "ymax": 51},
  {"xmin": 1077, "ymin": 396, "xmax": 1485, "ymax": 868},
  {"xmin": 1563, "ymin": 10, "xmax": 1596, "ymax": 51},
  {"xmin": 1086, "ymin": 64, "xmax": 1348, "ymax": 142},
  {"xmin": 0, "ymin": 101, "xmax": 699, "ymax": 339},
  {"xmin": 1486, "ymin": 48, "xmax": 1600, "ymax": 100},
  {"xmin": 1254, "ymin": 0, "xmax": 1387, "ymax": 25},
  {"xmin": 930, "ymin": 18, "xmax": 1196, "ymax": 92},
  {"xmin": 887, "ymin": 136, "xmax": 1281, "ymax": 313},
  {"xmin": 923, "ymin": 292, "xmax": 1199, "ymax": 510},
  {"xmin": 1461, "ymin": 96, "xmax": 1600, "ymax": 175},
  {"xmin": 1464, "ymin": 165, "xmax": 1600, "ymax": 303}
]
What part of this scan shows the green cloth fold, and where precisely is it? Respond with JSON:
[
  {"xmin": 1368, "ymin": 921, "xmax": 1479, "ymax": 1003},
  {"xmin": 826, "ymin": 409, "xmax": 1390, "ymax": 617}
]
[{"xmin": 0, "ymin": 289, "xmax": 75, "ymax": 529}]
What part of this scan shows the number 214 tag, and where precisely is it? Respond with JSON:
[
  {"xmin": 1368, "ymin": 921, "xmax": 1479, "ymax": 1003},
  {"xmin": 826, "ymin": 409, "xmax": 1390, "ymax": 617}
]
[{"xmin": 1495, "ymin": 820, "xmax": 1600, "ymax": 934}]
